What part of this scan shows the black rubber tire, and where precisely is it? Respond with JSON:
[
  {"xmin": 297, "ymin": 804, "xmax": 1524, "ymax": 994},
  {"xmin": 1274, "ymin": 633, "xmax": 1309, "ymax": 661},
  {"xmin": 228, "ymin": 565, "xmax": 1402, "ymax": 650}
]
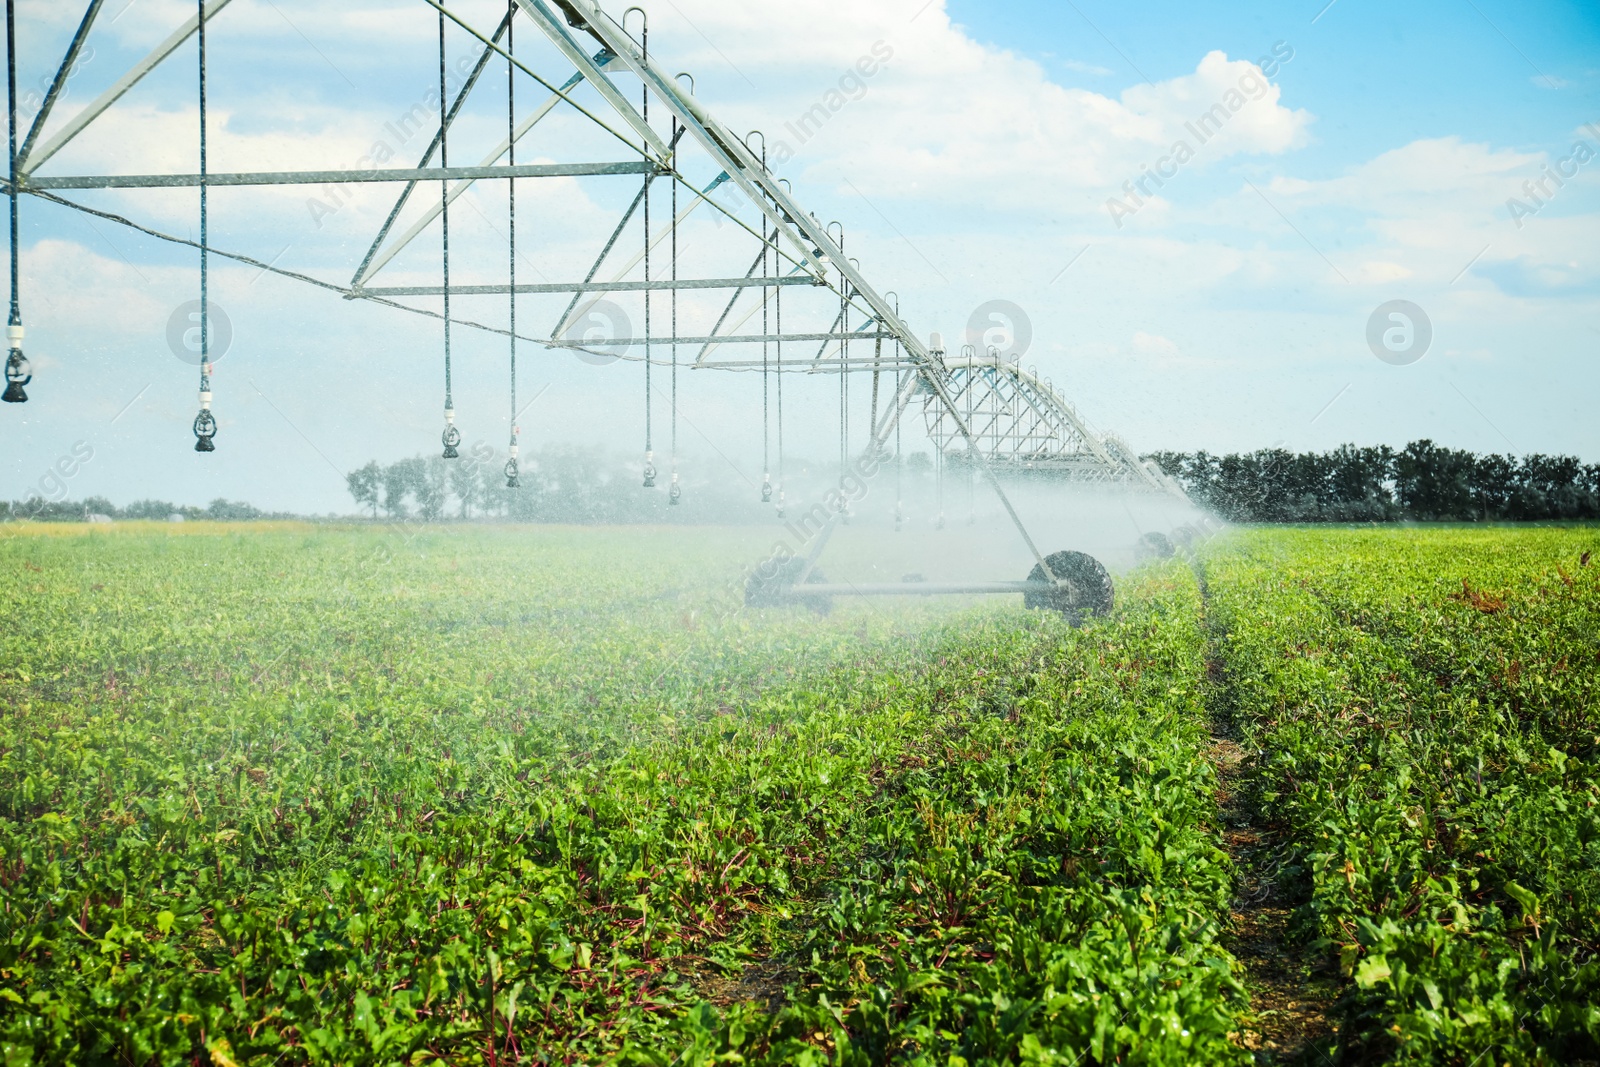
[
  {"xmin": 1023, "ymin": 550, "xmax": 1115, "ymax": 624},
  {"xmin": 1135, "ymin": 531, "xmax": 1176, "ymax": 561},
  {"xmin": 745, "ymin": 557, "xmax": 833, "ymax": 614}
]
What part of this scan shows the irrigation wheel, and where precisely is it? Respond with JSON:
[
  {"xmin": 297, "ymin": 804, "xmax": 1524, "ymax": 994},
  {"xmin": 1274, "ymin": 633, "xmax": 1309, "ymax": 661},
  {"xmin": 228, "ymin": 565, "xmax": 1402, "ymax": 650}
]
[
  {"xmin": 1136, "ymin": 531, "xmax": 1176, "ymax": 560},
  {"xmin": 745, "ymin": 558, "xmax": 833, "ymax": 614},
  {"xmin": 1023, "ymin": 550, "xmax": 1115, "ymax": 624}
]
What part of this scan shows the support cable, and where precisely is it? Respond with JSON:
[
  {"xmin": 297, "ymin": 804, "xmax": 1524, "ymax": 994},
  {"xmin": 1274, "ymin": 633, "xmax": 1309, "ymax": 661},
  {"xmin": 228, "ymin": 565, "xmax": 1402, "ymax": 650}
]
[{"xmin": 27, "ymin": 189, "xmax": 550, "ymax": 345}]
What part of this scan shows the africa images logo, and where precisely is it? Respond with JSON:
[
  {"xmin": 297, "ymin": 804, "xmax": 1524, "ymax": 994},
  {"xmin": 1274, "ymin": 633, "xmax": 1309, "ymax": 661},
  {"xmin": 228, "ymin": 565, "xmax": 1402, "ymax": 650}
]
[
  {"xmin": 1366, "ymin": 300, "xmax": 1432, "ymax": 366},
  {"xmin": 561, "ymin": 300, "xmax": 633, "ymax": 366},
  {"xmin": 965, "ymin": 300, "xmax": 1033, "ymax": 362},
  {"xmin": 166, "ymin": 300, "xmax": 233, "ymax": 366}
]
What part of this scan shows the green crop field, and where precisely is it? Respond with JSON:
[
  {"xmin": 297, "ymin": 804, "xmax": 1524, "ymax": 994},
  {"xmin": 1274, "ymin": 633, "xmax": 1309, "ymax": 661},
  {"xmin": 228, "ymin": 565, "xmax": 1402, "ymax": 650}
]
[{"xmin": 1, "ymin": 522, "xmax": 1597, "ymax": 1066}]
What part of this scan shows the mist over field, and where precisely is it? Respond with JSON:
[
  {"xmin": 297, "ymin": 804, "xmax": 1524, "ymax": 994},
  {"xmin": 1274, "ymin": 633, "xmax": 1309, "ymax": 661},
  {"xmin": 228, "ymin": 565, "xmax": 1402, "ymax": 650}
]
[{"xmin": 4, "ymin": 0, "xmax": 1598, "ymax": 1064}]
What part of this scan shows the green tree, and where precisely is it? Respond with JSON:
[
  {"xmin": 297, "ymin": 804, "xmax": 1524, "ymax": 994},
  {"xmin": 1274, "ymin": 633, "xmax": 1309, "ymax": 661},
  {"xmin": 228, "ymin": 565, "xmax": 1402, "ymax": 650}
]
[
  {"xmin": 381, "ymin": 460, "xmax": 415, "ymax": 519},
  {"xmin": 346, "ymin": 461, "xmax": 382, "ymax": 518}
]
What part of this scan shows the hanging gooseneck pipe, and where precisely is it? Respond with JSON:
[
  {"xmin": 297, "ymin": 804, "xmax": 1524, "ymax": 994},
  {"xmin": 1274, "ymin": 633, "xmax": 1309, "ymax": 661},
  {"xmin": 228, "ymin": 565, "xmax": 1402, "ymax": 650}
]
[
  {"xmin": 748, "ymin": 130, "xmax": 771, "ymax": 504},
  {"xmin": 964, "ymin": 345, "xmax": 977, "ymax": 524},
  {"xmin": 828, "ymin": 221, "xmax": 847, "ymax": 518},
  {"xmin": 775, "ymin": 177, "xmax": 792, "ymax": 518},
  {"xmin": 438, "ymin": 6, "xmax": 460, "ymax": 459},
  {"xmin": 3, "ymin": 0, "xmax": 30, "ymax": 404},
  {"xmin": 504, "ymin": 1, "xmax": 519, "ymax": 488},
  {"xmin": 626, "ymin": 8, "xmax": 654, "ymax": 489},
  {"xmin": 885, "ymin": 292, "xmax": 901, "ymax": 531},
  {"xmin": 670, "ymin": 70, "xmax": 695, "ymax": 507},
  {"xmin": 935, "ymin": 328, "xmax": 946, "ymax": 530},
  {"xmin": 190, "ymin": 0, "xmax": 215, "ymax": 448},
  {"xmin": 895, "ymin": 367, "xmax": 904, "ymax": 532},
  {"xmin": 668, "ymin": 109, "xmax": 681, "ymax": 505}
]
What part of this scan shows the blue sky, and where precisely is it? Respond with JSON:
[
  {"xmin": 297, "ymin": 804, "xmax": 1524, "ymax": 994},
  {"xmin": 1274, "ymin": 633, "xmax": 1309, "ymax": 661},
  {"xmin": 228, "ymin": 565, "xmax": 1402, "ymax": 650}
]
[
  {"xmin": 955, "ymin": 0, "xmax": 1600, "ymax": 145},
  {"xmin": 3, "ymin": 0, "xmax": 1598, "ymax": 513}
]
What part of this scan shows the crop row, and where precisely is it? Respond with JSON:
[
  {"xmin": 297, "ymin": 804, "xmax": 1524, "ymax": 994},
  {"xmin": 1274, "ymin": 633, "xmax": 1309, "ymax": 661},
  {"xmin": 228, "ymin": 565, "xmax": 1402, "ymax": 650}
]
[
  {"xmin": 1, "ymin": 527, "xmax": 1249, "ymax": 1065},
  {"xmin": 1205, "ymin": 527, "xmax": 1600, "ymax": 1063}
]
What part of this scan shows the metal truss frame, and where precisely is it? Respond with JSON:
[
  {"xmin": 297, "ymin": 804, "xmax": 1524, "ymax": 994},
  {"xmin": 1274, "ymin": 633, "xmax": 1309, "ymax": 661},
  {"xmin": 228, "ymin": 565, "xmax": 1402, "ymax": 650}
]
[{"xmin": 6, "ymin": 0, "xmax": 1189, "ymax": 599}]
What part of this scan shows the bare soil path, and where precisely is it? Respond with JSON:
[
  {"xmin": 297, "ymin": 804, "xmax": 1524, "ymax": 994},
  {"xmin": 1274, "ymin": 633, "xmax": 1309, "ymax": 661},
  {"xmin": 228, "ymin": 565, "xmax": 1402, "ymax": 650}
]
[{"xmin": 1196, "ymin": 565, "xmax": 1341, "ymax": 1065}]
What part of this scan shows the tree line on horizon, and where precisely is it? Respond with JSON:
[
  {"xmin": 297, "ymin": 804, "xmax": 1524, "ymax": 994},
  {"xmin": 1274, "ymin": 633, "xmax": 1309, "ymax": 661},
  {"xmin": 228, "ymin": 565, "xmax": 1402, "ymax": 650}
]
[
  {"xmin": 0, "ymin": 497, "xmax": 282, "ymax": 523},
  {"xmin": 340, "ymin": 446, "xmax": 856, "ymax": 524},
  {"xmin": 1148, "ymin": 440, "xmax": 1600, "ymax": 522},
  {"xmin": 9, "ymin": 440, "xmax": 1597, "ymax": 526}
]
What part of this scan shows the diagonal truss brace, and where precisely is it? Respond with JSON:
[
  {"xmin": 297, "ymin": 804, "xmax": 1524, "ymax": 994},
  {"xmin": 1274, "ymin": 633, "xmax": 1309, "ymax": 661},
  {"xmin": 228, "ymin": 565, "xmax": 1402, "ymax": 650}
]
[
  {"xmin": 20, "ymin": 0, "xmax": 235, "ymax": 174},
  {"xmin": 353, "ymin": 45, "xmax": 617, "ymax": 288}
]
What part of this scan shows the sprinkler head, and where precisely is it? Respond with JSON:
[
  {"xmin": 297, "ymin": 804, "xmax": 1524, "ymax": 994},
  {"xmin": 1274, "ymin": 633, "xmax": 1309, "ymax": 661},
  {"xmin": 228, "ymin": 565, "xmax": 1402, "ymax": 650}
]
[
  {"xmin": 441, "ymin": 409, "xmax": 460, "ymax": 459},
  {"xmin": 669, "ymin": 472, "xmax": 682, "ymax": 505},
  {"xmin": 4, "ymin": 328, "xmax": 31, "ymax": 404},
  {"xmin": 643, "ymin": 451, "xmax": 657, "ymax": 488},
  {"xmin": 192, "ymin": 409, "xmax": 217, "ymax": 452},
  {"xmin": 761, "ymin": 474, "xmax": 772, "ymax": 503}
]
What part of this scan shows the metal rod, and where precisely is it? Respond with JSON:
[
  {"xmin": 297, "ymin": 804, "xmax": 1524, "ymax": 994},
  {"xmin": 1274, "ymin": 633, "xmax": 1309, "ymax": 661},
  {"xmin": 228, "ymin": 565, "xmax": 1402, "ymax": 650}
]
[
  {"xmin": 545, "ymin": 135, "xmax": 701, "ymax": 339},
  {"xmin": 507, "ymin": 1, "xmax": 517, "ymax": 470},
  {"xmin": 428, "ymin": 0, "xmax": 660, "ymax": 161},
  {"xmin": 7, "ymin": 0, "xmax": 18, "ymax": 329},
  {"xmin": 358, "ymin": 274, "xmax": 819, "ymax": 296},
  {"xmin": 27, "ymin": 161, "xmax": 653, "ymax": 189},
  {"xmin": 22, "ymin": 0, "xmax": 235, "ymax": 173},
  {"xmin": 696, "ymin": 243, "xmax": 771, "ymax": 364},
  {"xmin": 439, "ymin": 6, "xmax": 453, "ymax": 419},
  {"xmin": 549, "ymin": 182, "xmax": 647, "ymax": 339},
  {"xmin": 197, "ymin": 0, "xmax": 207, "ymax": 365},
  {"xmin": 508, "ymin": 0, "xmax": 671, "ymax": 160},
  {"xmin": 551, "ymin": 331, "xmax": 892, "ymax": 346},
  {"xmin": 693, "ymin": 359, "xmax": 927, "ymax": 371},
  {"xmin": 550, "ymin": 0, "xmax": 829, "ymax": 279},
  {"xmin": 354, "ymin": 61, "xmax": 597, "ymax": 285},
  {"xmin": 782, "ymin": 581, "xmax": 1055, "ymax": 597},
  {"xmin": 16, "ymin": 0, "xmax": 104, "ymax": 171},
  {"xmin": 350, "ymin": 7, "xmax": 516, "ymax": 288},
  {"xmin": 694, "ymin": 262, "xmax": 814, "ymax": 365},
  {"xmin": 793, "ymin": 509, "xmax": 838, "ymax": 585}
]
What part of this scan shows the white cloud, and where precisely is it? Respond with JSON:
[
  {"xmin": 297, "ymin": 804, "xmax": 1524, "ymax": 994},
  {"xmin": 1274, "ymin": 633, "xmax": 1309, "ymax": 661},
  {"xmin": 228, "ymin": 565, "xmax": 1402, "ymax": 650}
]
[
  {"xmin": 1244, "ymin": 136, "xmax": 1600, "ymax": 300},
  {"xmin": 1353, "ymin": 260, "xmax": 1413, "ymax": 285},
  {"xmin": 1131, "ymin": 330, "xmax": 1179, "ymax": 355},
  {"xmin": 638, "ymin": 2, "xmax": 1309, "ymax": 214}
]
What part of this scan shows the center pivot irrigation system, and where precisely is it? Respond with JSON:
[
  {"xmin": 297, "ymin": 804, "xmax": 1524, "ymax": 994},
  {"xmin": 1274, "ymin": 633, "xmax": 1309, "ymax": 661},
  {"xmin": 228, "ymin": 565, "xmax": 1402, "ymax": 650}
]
[{"xmin": 4, "ymin": 0, "xmax": 1188, "ymax": 617}]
